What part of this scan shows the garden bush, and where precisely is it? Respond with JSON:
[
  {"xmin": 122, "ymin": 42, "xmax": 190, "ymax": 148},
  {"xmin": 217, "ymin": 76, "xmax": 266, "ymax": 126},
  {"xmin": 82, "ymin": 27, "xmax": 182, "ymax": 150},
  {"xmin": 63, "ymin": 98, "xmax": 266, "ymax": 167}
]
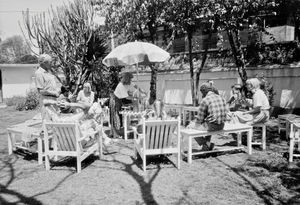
[{"xmin": 5, "ymin": 89, "xmax": 40, "ymax": 111}]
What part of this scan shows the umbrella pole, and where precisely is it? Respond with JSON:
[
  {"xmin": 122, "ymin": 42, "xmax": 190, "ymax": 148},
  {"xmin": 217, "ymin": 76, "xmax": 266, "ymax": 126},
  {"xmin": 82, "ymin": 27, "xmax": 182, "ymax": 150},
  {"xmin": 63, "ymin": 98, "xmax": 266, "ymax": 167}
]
[{"xmin": 136, "ymin": 63, "xmax": 140, "ymax": 112}]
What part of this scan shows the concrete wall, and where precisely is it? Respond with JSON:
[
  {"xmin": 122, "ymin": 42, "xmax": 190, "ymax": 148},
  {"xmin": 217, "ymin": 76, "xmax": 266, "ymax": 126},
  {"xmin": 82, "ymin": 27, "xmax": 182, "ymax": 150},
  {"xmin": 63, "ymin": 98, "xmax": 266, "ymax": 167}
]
[
  {"xmin": 0, "ymin": 64, "xmax": 38, "ymax": 99},
  {"xmin": 133, "ymin": 66, "xmax": 300, "ymax": 108}
]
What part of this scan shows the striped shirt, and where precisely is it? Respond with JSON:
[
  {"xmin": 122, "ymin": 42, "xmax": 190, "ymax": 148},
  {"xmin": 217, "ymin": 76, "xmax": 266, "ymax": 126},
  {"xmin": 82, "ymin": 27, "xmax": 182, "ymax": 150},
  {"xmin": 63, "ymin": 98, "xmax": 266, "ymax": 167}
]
[{"xmin": 197, "ymin": 91, "xmax": 228, "ymax": 125}]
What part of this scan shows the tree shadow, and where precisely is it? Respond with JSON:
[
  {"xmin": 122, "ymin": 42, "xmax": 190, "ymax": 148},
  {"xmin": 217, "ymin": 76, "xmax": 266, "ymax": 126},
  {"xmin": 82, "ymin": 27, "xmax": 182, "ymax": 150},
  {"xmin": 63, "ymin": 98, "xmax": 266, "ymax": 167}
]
[
  {"xmin": 93, "ymin": 141, "xmax": 178, "ymax": 205},
  {"xmin": 0, "ymin": 151, "xmax": 73, "ymax": 204},
  {"xmin": 216, "ymin": 157, "xmax": 295, "ymax": 205},
  {"xmin": 0, "ymin": 154, "xmax": 43, "ymax": 205}
]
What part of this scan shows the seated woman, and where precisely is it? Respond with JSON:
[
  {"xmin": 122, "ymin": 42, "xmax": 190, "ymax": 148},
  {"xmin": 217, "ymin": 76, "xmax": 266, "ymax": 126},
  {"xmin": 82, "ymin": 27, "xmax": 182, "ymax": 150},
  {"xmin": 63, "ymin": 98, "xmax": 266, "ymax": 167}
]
[
  {"xmin": 76, "ymin": 82, "xmax": 95, "ymax": 112},
  {"xmin": 43, "ymin": 99, "xmax": 113, "ymax": 146},
  {"xmin": 234, "ymin": 78, "xmax": 270, "ymax": 125}
]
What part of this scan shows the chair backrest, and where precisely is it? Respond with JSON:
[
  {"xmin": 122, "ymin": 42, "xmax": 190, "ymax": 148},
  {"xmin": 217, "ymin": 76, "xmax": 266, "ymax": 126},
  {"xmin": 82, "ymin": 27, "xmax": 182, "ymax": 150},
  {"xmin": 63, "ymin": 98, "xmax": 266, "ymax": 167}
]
[
  {"xmin": 44, "ymin": 122, "xmax": 81, "ymax": 152},
  {"xmin": 142, "ymin": 118, "xmax": 180, "ymax": 150}
]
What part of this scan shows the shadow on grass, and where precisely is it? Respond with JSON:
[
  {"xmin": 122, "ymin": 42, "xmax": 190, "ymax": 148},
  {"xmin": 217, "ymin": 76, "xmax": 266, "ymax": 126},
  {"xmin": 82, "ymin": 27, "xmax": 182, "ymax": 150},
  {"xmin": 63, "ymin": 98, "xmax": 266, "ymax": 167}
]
[
  {"xmin": 0, "ymin": 150, "xmax": 73, "ymax": 204},
  {"xmin": 95, "ymin": 141, "xmax": 180, "ymax": 205},
  {"xmin": 216, "ymin": 155, "xmax": 300, "ymax": 205},
  {"xmin": 0, "ymin": 153, "xmax": 43, "ymax": 205}
]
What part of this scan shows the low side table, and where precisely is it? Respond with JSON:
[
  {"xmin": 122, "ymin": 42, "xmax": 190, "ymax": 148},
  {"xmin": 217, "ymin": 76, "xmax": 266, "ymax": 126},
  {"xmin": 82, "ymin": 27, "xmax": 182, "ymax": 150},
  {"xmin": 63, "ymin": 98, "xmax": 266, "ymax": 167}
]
[
  {"xmin": 278, "ymin": 114, "xmax": 300, "ymax": 140},
  {"xmin": 7, "ymin": 121, "xmax": 44, "ymax": 164}
]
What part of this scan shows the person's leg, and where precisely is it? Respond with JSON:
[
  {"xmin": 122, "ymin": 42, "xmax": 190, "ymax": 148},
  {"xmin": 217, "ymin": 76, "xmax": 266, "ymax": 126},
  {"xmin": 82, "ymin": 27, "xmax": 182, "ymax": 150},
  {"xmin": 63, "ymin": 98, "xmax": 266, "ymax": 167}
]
[
  {"xmin": 192, "ymin": 123, "xmax": 212, "ymax": 149},
  {"xmin": 252, "ymin": 110, "xmax": 269, "ymax": 125}
]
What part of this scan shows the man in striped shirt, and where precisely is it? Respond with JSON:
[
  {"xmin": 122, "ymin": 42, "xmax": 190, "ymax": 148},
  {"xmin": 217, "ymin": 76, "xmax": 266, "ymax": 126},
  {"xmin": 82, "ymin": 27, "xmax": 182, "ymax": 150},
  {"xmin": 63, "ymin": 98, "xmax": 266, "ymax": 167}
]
[{"xmin": 188, "ymin": 82, "xmax": 228, "ymax": 150}]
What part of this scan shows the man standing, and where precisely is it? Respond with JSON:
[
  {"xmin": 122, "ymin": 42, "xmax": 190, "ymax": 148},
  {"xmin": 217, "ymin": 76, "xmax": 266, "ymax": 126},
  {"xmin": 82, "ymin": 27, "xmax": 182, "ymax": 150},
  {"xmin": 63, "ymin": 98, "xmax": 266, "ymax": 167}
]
[
  {"xmin": 34, "ymin": 54, "xmax": 59, "ymax": 120},
  {"xmin": 188, "ymin": 82, "xmax": 228, "ymax": 150}
]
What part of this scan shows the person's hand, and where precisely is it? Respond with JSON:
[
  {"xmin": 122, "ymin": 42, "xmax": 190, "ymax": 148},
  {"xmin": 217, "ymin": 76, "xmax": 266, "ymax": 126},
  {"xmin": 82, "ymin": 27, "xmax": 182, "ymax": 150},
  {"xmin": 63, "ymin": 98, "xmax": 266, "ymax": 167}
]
[{"xmin": 59, "ymin": 101, "xmax": 69, "ymax": 108}]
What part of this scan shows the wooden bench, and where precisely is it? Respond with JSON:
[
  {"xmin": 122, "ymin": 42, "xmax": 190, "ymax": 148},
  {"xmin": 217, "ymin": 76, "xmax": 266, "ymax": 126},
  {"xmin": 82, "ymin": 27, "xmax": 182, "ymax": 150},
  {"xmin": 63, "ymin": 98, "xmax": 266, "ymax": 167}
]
[{"xmin": 180, "ymin": 123, "xmax": 253, "ymax": 164}]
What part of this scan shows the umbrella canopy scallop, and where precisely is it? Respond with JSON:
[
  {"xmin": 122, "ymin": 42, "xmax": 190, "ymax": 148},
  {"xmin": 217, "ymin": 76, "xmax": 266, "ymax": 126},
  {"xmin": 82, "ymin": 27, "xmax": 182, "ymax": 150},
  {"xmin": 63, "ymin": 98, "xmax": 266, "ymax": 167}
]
[{"xmin": 102, "ymin": 41, "xmax": 170, "ymax": 67}]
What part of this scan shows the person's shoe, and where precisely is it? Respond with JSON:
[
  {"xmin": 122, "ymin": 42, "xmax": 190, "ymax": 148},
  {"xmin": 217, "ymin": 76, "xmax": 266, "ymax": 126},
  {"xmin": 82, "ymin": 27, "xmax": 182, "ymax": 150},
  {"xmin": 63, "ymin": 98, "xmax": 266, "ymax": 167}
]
[
  {"xmin": 208, "ymin": 143, "xmax": 215, "ymax": 151},
  {"xmin": 202, "ymin": 142, "xmax": 215, "ymax": 151}
]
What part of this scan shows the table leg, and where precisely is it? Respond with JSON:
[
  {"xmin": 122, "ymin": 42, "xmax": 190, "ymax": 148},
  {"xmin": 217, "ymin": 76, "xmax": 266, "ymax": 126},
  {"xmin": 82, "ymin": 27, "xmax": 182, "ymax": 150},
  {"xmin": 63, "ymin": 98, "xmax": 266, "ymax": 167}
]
[
  {"xmin": 7, "ymin": 132, "xmax": 14, "ymax": 155},
  {"xmin": 124, "ymin": 114, "xmax": 128, "ymax": 141},
  {"xmin": 247, "ymin": 129, "xmax": 253, "ymax": 155},
  {"xmin": 37, "ymin": 137, "xmax": 43, "ymax": 165},
  {"xmin": 237, "ymin": 132, "xmax": 242, "ymax": 147},
  {"xmin": 286, "ymin": 121, "xmax": 290, "ymax": 141},
  {"xmin": 183, "ymin": 110, "xmax": 186, "ymax": 126},
  {"xmin": 188, "ymin": 136, "xmax": 192, "ymax": 164}
]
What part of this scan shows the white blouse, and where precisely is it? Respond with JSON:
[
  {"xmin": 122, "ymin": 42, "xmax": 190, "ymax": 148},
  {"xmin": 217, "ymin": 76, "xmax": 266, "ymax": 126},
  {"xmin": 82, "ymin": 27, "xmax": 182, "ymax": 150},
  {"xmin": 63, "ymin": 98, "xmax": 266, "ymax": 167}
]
[{"xmin": 114, "ymin": 82, "xmax": 135, "ymax": 99}]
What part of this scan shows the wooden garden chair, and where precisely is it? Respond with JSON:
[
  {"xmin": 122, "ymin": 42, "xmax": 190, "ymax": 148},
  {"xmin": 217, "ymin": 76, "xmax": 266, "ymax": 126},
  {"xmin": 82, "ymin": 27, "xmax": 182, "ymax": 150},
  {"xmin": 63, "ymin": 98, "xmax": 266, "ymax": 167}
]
[
  {"xmin": 43, "ymin": 122, "xmax": 103, "ymax": 173},
  {"xmin": 133, "ymin": 117, "xmax": 181, "ymax": 172}
]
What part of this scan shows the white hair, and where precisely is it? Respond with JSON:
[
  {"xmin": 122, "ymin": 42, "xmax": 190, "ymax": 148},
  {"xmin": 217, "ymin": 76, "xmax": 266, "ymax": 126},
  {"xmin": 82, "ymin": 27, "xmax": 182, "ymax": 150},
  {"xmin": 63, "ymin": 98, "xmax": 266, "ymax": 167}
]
[
  {"xmin": 246, "ymin": 78, "xmax": 261, "ymax": 90},
  {"xmin": 38, "ymin": 54, "xmax": 52, "ymax": 64}
]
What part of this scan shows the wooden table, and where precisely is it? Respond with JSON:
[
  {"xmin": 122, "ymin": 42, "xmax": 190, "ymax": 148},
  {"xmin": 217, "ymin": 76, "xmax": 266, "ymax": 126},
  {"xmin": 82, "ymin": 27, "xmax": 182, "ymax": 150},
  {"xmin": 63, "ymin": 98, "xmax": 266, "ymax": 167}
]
[
  {"xmin": 278, "ymin": 114, "xmax": 300, "ymax": 139},
  {"xmin": 7, "ymin": 120, "xmax": 44, "ymax": 164},
  {"xmin": 120, "ymin": 111, "xmax": 145, "ymax": 141},
  {"xmin": 180, "ymin": 123, "xmax": 253, "ymax": 164}
]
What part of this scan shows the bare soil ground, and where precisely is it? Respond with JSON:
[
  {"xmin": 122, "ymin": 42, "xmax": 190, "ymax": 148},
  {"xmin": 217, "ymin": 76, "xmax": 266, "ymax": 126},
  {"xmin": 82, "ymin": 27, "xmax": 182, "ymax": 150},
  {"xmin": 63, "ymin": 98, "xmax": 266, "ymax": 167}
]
[{"xmin": 0, "ymin": 107, "xmax": 299, "ymax": 205}]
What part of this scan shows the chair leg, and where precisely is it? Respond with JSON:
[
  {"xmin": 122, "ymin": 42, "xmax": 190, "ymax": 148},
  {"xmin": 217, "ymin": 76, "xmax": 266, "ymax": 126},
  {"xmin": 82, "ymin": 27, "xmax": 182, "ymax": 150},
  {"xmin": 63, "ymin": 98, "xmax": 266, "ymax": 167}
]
[
  {"xmin": 188, "ymin": 137, "xmax": 192, "ymax": 164},
  {"xmin": 98, "ymin": 132, "xmax": 103, "ymax": 159},
  {"xmin": 45, "ymin": 155, "xmax": 50, "ymax": 171},
  {"xmin": 177, "ymin": 153, "xmax": 181, "ymax": 169},
  {"xmin": 133, "ymin": 144, "xmax": 137, "ymax": 159},
  {"xmin": 37, "ymin": 138, "xmax": 43, "ymax": 165},
  {"xmin": 53, "ymin": 139, "xmax": 58, "ymax": 161},
  {"xmin": 77, "ymin": 157, "xmax": 81, "ymax": 173},
  {"xmin": 143, "ymin": 154, "xmax": 146, "ymax": 172},
  {"xmin": 7, "ymin": 132, "xmax": 13, "ymax": 155},
  {"xmin": 289, "ymin": 139, "xmax": 294, "ymax": 163}
]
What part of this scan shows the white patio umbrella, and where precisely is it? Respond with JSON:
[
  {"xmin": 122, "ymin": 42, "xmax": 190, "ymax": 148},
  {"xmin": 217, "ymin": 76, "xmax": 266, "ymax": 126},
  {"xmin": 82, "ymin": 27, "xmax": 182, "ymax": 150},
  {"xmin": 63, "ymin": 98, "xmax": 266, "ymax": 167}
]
[{"xmin": 102, "ymin": 41, "xmax": 170, "ymax": 67}]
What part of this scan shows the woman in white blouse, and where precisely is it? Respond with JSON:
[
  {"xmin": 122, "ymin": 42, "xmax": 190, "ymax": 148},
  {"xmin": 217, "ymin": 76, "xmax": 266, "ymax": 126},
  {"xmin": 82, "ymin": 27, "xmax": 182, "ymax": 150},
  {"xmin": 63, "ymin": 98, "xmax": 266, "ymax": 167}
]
[
  {"xmin": 76, "ymin": 82, "xmax": 95, "ymax": 109},
  {"xmin": 235, "ymin": 78, "xmax": 270, "ymax": 125},
  {"xmin": 109, "ymin": 72, "xmax": 146, "ymax": 138}
]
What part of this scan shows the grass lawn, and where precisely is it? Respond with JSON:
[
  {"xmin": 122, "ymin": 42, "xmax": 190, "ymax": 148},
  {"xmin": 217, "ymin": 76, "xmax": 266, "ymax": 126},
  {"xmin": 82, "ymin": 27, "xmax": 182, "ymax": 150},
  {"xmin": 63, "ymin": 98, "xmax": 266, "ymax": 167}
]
[{"xmin": 0, "ymin": 107, "xmax": 299, "ymax": 205}]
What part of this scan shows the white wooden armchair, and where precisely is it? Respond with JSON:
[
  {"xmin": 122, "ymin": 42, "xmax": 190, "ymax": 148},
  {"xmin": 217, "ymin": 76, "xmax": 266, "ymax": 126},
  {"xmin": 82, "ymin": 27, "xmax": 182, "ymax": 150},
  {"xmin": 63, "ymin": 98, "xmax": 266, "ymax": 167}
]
[
  {"xmin": 43, "ymin": 122, "xmax": 103, "ymax": 173},
  {"xmin": 133, "ymin": 117, "xmax": 181, "ymax": 172}
]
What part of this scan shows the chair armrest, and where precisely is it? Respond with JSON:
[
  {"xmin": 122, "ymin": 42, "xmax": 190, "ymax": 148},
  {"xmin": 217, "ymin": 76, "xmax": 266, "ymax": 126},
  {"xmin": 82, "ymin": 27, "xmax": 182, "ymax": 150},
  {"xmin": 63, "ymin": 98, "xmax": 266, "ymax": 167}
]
[
  {"xmin": 78, "ymin": 129, "xmax": 101, "ymax": 142},
  {"xmin": 131, "ymin": 127, "xmax": 144, "ymax": 140}
]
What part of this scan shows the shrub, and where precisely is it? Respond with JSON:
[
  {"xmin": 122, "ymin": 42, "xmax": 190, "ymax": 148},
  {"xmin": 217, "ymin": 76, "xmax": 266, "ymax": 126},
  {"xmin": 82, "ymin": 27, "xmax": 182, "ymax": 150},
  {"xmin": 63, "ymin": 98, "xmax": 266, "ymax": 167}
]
[
  {"xmin": 5, "ymin": 96, "xmax": 26, "ymax": 107},
  {"xmin": 5, "ymin": 89, "xmax": 40, "ymax": 111},
  {"xmin": 24, "ymin": 89, "xmax": 40, "ymax": 110}
]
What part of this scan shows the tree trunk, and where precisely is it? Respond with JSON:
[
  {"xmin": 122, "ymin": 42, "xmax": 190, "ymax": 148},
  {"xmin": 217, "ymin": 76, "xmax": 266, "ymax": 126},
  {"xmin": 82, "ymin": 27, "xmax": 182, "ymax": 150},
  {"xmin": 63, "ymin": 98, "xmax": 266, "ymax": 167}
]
[
  {"xmin": 187, "ymin": 32, "xmax": 196, "ymax": 106},
  {"xmin": 195, "ymin": 28, "xmax": 213, "ymax": 105},
  {"xmin": 149, "ymin": 64, "xmax": 157, "ymax": 104},
  {"xmin": 227, "ymin": 29, "xmax": 247, "ymax": 85}
]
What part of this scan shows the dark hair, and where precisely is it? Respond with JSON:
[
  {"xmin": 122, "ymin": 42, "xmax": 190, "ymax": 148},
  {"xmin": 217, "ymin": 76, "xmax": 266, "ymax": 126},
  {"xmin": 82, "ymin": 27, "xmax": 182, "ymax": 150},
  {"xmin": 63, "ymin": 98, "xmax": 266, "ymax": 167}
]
[
  {"xmin": 121, "ymin": 72, "xmax": 134, "ymax": 85},
  {"xmin": 61, "ymin": 85, "xmax": 69, "ymax": 94}
]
